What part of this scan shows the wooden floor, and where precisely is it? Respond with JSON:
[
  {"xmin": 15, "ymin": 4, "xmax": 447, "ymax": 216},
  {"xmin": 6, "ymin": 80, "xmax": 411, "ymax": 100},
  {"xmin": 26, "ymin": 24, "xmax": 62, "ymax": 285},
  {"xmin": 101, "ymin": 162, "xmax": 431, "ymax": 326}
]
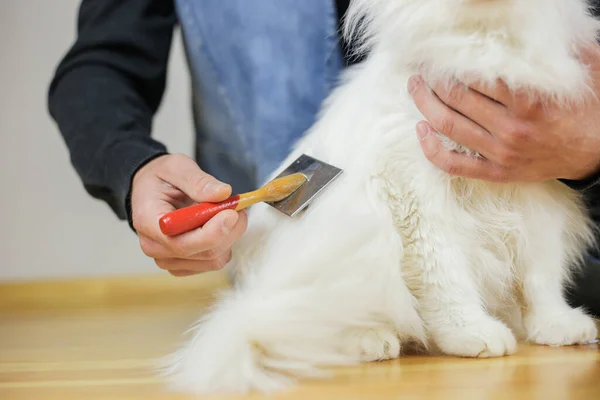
[{"xmin": 1, "ymin": 272, "xmax": 599, "ymax": 400}]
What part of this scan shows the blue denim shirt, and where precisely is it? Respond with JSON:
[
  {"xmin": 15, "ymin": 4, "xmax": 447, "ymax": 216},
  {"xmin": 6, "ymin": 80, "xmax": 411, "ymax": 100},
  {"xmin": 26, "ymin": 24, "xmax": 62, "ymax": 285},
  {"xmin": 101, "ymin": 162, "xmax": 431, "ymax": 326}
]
[{"xmin": 174, "ymin": 0, "xmax": 344, "ymax": 193}]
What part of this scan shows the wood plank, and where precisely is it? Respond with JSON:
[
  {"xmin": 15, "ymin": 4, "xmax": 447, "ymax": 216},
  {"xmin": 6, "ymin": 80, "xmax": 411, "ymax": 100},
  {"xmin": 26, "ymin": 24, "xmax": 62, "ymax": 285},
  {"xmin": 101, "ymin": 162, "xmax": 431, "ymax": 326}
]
[
  {"xmin": 0, "ymin": 272, "xmax": 229, "ymax": 311},
  {"xmin": 0, "ymin": 273, "xmax": 598, "ymax": 399}
]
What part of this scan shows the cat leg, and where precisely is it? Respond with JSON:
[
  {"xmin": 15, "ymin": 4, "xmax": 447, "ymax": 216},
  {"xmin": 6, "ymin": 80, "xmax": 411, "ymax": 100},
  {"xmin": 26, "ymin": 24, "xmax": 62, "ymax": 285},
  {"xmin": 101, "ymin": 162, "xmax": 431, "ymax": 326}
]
[
  {"xmin": 519, "ymin": 222, "xmax": 598, "ymax": 346},
  {"xmin": 333, "ymin": 230, "xmax": 426, "ymax": 362},
  {"xmin": 407, "ymin": 229, "xmax": 517, "ymax": 358},
  {"xmin": 337, "ymin": 325, "xmax": 402, "ymax": 362}
]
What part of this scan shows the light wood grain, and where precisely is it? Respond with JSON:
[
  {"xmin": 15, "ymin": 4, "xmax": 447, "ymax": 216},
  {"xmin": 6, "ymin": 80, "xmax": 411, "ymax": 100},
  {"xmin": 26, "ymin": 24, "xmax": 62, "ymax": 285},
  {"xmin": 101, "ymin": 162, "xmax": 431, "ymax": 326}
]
[
  {"xmin": 0, "ymin": 272, "xmax": 229, "ymax": 312},
  {"xmin": 1, "ymin": 272, "xmax": 599, "ymax": 400}
]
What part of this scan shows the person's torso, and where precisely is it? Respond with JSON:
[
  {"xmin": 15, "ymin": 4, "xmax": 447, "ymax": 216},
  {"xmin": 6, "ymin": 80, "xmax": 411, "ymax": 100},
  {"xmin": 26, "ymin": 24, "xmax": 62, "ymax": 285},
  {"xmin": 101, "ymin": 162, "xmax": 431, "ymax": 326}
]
[{"xmin": 174, "ymin": 0, "xmax": 346, "ymax": 192}]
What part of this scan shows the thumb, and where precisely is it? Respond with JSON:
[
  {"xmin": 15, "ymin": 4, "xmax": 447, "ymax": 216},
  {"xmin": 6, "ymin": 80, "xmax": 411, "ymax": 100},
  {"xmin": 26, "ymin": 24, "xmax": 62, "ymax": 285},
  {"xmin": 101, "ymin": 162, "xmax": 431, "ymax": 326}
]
[{"xmin": 158, "ymin": 154, "xmax": 232, "ymax": 203}]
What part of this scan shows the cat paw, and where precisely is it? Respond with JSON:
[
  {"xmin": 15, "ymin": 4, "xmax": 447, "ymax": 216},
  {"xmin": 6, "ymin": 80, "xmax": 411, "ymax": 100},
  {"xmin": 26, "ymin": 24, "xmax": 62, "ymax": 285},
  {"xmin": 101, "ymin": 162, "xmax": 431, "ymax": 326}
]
[
  {"xmin": 524, "ymin": 307, "xmax": 598, "ymax": 346},
  {"xmin": 339, "ymin": 326, "xmax": 401, "ymax": 362},
  {"xmin": 434, "ymin": 318, "xmax": 517, "ymax": 358}
]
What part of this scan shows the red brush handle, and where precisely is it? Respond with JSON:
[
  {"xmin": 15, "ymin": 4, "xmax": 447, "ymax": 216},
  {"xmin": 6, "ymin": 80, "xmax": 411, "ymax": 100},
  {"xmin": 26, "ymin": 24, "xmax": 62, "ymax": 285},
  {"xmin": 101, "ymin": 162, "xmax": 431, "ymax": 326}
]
[{"xmin": 159, "ymin": 195, "xmax": 241, "ymax": 236}]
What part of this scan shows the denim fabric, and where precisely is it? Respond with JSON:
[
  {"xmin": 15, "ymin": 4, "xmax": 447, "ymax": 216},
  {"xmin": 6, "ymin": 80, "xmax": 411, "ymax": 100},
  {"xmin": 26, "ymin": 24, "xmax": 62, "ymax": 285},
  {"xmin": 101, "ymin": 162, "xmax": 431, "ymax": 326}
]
[{"xmin": 174, "ymin": 0, "xmax": 344, "ymax": 193}]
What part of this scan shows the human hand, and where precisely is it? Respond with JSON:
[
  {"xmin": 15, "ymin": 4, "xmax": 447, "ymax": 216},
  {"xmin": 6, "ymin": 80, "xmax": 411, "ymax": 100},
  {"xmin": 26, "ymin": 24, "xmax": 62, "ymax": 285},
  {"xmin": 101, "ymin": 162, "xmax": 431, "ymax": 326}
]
[
  {"xmin": 408, "ymin": 44, "xmax": 600, "ymax": 183},
  {"xmin": 131, "ymin": 154, "xmax": 248, "ymax": 277}
]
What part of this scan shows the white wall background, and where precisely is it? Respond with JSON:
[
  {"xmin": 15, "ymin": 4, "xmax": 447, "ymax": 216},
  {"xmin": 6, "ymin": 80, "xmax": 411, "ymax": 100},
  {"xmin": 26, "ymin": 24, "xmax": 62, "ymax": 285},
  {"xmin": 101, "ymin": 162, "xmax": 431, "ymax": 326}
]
[{"xmin": 0, "ymin": 1, "xmax": 194, "ymax": 281}]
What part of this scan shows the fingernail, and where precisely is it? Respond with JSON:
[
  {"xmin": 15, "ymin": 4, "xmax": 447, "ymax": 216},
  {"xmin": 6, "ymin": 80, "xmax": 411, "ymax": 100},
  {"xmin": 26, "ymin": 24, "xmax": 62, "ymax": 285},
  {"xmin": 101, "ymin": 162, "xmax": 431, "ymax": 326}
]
[
  {"xmin": 417, "ymin": 123, "xmax": 429, "ymax": 140},
  {"xmin": 203, "ymin": 181, "xmax": 227, "ymax": 194},
  {"xmin": 408, "ymin": 75, "xmax": 422, "ymax": 95},
  {"xmin": 221, "ymin": 213, "xmax": 237, "ymax": 235}
]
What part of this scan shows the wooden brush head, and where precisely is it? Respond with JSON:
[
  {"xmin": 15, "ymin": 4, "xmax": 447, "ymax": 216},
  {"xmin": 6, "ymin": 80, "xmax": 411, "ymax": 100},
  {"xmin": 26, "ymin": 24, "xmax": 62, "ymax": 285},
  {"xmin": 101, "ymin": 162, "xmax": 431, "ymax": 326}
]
[{"xmin": 261, "ymin": 173, "xmax": 307, "ymax": 202}]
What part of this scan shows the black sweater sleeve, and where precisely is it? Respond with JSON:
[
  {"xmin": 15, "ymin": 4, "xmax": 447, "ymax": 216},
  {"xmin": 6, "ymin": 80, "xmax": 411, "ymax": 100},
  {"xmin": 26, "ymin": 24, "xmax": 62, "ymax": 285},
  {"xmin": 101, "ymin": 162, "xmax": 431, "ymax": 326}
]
[{"xmin": 48, "ymin": 0, "xmax": 176, "ymax": 221}]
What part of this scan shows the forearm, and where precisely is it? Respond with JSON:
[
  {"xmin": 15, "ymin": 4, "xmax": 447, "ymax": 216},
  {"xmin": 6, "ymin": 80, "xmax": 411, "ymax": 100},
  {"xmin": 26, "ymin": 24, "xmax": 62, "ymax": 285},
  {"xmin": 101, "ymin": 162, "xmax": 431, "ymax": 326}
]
[
  {"xmin": 48, "ymin": 0, "xmax": 176, "ymax": 220},
  {"xmin": 49, "ymin": 65, "xmax": 168, "ymax": 219}
]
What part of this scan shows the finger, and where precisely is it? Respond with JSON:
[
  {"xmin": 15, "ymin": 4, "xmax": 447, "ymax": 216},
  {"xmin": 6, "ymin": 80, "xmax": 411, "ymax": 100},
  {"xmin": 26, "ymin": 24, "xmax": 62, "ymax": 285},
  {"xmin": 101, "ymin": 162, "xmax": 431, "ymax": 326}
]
[
  {"xmin": 465, "ymin": 78, "xmax": 513, "ymax": 107},
  {"xmin": 141, "ymin": 233, "xmax": 232, "ymax": 261},
  {"xmin": 132, "ymin": 180, "xmax": 179, "ymax": 236},
  {"xmin": 410, "ymin": 77, "xmax": 498, "ymax": 159},
  {"xmin": 161, "ymin": 209, "xmax": 243, "ymax": 257},
  {"xmin": 156, "ymin": 250, "xmax": 233, "ymax": 273},
  {"xmin": 157, "ymin": 154, "xmax": 232, "ymax": 204},
  {"xmin": 140, "ymin": 210, "xmax": 248, "ymax": 260},
  {"xmin": 139, "ymin": 235, "xmax": 168, "ymax": 259},
  {"xmin": 194, "ymin": 210, "xmax": 248, "ymax": 260},
  {"xmin": 132, "ymin": 172, "xmax": 195, "ymax": 238},
  {"xmin": 467, "ymin": 79, "xmax": 541, "ymax": 116},
  {"xmin": 417, "ymin": 122, "xmax": 510, "ymax": 182},
  {"xmin": 420, "ymin": 76, "xmax": 510, "ymax": 133},
  {"xmin": 167, "ymin": 194, "xmax": 196, "ymax": 210},
  {"xmin": 575, "ymin": 41, "xmax": 600, "ymax": 67},
  {"xmin": 139, "ymin": 235, "xmax": 204, "ymax": 260}
]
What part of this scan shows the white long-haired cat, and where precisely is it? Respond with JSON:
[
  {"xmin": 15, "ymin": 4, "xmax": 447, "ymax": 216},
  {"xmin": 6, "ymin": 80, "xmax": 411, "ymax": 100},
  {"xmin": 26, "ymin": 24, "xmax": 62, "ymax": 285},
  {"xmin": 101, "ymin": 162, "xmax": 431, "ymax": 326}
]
[{"xmin": 163, "ymin": 0, "xmax": 600, "ymax": 394}]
